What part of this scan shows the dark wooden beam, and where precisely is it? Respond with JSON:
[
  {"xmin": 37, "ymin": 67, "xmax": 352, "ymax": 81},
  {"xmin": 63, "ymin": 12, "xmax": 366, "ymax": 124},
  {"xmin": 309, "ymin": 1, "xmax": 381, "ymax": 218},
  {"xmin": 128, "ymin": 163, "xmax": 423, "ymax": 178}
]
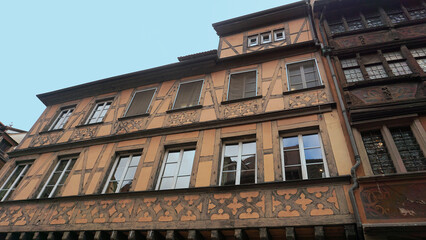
[
  {"xmin": 210, "ymin": 231, "xmax": 224, "ymax": 240},
  {"xmin": 165, "ymin": 231, "xmax": 182, "ymax": 240},
  {"xmin": 285, "ymin": 227, "xmax": 295, "ymax": 240},
  {"xmin": 314, "ymin": 226, "xmax": 325, "ymax": 240},
  {"xmin": 344, "ymin": 225, "xmax": 356, "ymax": 240},
  {"xmin": 147, "ymin": 231, "xmax": 163, "ymax": 240},
  {"xmin": 259, "ymin": 228, "xmax": 270, "ymax": 240},
  {"xmin": 234, "ymin": 229, "xmax": 248, "ymax": 240},
  {"xmin": 128, "ymin": 231, "xmax": 144, "ymax": 240},
  {"xmin": 187, "ymin": 231, "xmax": 203, "ymax": 240}
]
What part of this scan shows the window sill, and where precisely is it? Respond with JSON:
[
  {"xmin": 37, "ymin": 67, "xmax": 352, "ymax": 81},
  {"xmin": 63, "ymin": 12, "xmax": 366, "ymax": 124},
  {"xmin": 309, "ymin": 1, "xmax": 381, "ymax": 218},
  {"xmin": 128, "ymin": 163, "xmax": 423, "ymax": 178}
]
[
  {"xmin": 75, "ymin": 122, "xmax": 104, "ymax": 128},
  {"xmin": 343, "ymin": 74, "xmax": 420, "ymax": 90},
  {"xmin": 166, "ymin": 105, "xmax": 202, "ymax": 114},
  {"xmin": 221, "ymin": 95, "xmax": 262, "ymax": 105},
  {"xmin": 118, "ymin": 113, "xmax": 149, "ymax": 121},
  {"xmin": 39, "ymin": 129, "xmax": 64, "ymax": 134},
  {"xmin": 282, "ymin": 85, "xmax": 325, "ymax": 95}
]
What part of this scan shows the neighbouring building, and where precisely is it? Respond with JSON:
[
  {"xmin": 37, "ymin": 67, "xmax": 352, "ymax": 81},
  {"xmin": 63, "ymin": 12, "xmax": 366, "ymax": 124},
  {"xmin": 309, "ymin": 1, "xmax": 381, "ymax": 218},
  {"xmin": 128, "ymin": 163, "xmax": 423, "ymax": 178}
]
[
  {"xmin": 313, "ymin": 0, "xmax": 426, "ymax": 239},
  {"xmin": 0, "ymin": 0, "xmax": 425, "ymax": 240},
  {"xmin": 0, "ymin": 122, "xmax": 26, "ymax": 169}
]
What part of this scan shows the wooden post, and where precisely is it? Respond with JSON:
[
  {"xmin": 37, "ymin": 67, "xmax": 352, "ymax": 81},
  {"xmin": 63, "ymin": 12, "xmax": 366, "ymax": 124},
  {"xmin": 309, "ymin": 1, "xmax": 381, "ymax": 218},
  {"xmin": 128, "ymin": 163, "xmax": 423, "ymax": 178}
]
[
  {"xmin": 285, "ymin": 227, "xmax": 295, "ymax": 240},
  {"xmin": 234, "ymin": 229, "xmax": 247, "ymax": 240},
  {"xmin": 210, "ymin": 231, "xmax": 224, "ymax": 240},
  {"xmin": 165, "ymin": 231, "xmax": 182, "ymax": 240},
  {"xmin": 33, "ymin": 233, "xmax": 47, "ymax": 240},
  {"xmin": 6, "ymin": 233, "xmax": 19, "ymax": 240},
  {"xmin": 111, "ymin": 231, "xmax": 127, "ymax": 240},
  {"xmin": 314, "ymin": 226, "xmax": 325, "ymax": 240},
  {"xmin": 62, "ymin": 232, "xmax": 77, "ymax": 240},
  {"xmin": 147, "ymin": 231, "xmax": 163, "ymax": 240},
  {"xmin": 20, "ymin": 233, "xmax": 34, "ymax": 240},
  {"xmin": 344, "ymin": 225, "xmax": 356, "ymax": 240},
  {"xmin": 259, "ymin": 228, "xmax": 270, "ymax": 240},
  {"xmin": 93, "ymin": 232, "xmax": 108, "ymax": 240},
  {"xmin": 187, "ymin": 230, "xmax": 203, "ymax": 240},
  {"xmin": 128, "ymin": 231, "xmax": 144, "ymax": 240},
  {"xmin": 46, "ymin": 233, "xmax": 55, "ymax": 240}
]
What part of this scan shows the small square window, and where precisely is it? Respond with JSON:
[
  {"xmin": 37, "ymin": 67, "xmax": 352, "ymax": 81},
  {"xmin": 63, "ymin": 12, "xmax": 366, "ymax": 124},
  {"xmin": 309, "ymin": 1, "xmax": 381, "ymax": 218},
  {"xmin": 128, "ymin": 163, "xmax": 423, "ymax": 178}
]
[
  {"xmin": 125, "ymin": 89, "xmax": 156, "ymax": 117},
  {"xmin": 173, "ymin": 80, "xmax": 203, "ymax": 109},
  {"xmin": 247, "ymin": 35, "xmax": 258, "ymax": 47},
  {"xmin": 49, "ymin": 107, "xmax": 74, "ymax": 131},
  {"xmin": 86, "ymin": 100, "xmax": 112, "ymax": 124},
  {"xmin": 261, "ymin": 32, "xmax": 272, "ymax": 44},
  {"xmin": 274, "ymin": 29, "xmax": 285, "ymax": 41},
  {"xmin": 227, "ymin": 70, "xmax": 257, "ymax": 101}
]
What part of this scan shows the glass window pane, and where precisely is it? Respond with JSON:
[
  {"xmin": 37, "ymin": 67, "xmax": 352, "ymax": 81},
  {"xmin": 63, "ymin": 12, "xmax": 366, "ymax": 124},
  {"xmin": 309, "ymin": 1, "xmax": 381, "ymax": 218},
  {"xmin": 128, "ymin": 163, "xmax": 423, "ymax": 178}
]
[
  {"xmin": 228, "ymin": 71, "xmax": 256, "ymax": 100},
  {"xmin": 125, "ymin": 89, "xmax": 155, "ymax": 117},
  {"xmin": 124, "ymin": 167, "xmax": 137, "ymax": 180},
  {"xmin": 225, "ymin": 144, "xmax": 239, "ymax": 157},
  {"xmin": 241, "ymin": 155, "xmax": 255, "ymax": 170},
  {"xmin": 129, "ymin": 155, "xmax": 141, "ymax": 167},
  {"xmin": 105, "ymin": 181, "xmax": 118, "ymax": 193},
  {"xmin": 388, "ymin": 61, "xmax": 412, "ymax": 76},
  {"xmin": 362, "ymin": 131, "xmax": 396, "ymax": 174},
  {"xmin": 175, "ymin": 176, "xmax": 190, "ymax": 189},
  {"xmin": 223, "ymin": 157, "xmax": 237, "ymax": 171},
  {"xmin": 159, "ymin": 177, "xmax": 174, "ymax": 190},
  {"xmin": 283, "ymin": 137, "xmax": 299, "ymax": 150},
  {"xmin": 365, "ymin": 65, "xmax": 388, "ymax": 79},
  {"xmin": 285, "ymin": 166, "xmax": 302, "ymax": 180},
  {"xmin": 40, "ymin": 186, "xmax": 54, "ymax": 198},
  {"xmin": 304, "ymin": 148, "xmax": 324, "ymax": 164},
  {"xmin": 2, "ymin": 165, "xmax": 24, "ymax": 189},
  {"xmin": 163, "ymin": 163, "xmax": 177, "ymax": 177},
  {"xmin": 56, "ymin": 160, "xmax": 69, "ymax": 172},
  {"xmin": 48, "ymin": 172, "xmax": 62, "ymax": 186},
  {"xmin": 303, "ymin": 134, "xmax": 320, "ymax": 148},
  {"xmin": 119, "ymin": 180, "xmax": 132, "ymax": 192},
  {"xmin": 242, "ymin": 142, "xmax": 256, "ymax": 155},
  {"xmin": 178, "ymin": 150, "xmax": 195, "ymax": 176},
  {"xmin": 240, "ymin": 170, "xmax": 255, "ymax": 184},
  {"xmin": 174, "ymin": 80, "xmax": 203, "ymax": 109},
  {"xmin": 221, "ymin": 171, "xmax": 236, "ymax": 186},
  {"xmin": 166, "ymin": 151, "xmax": 180, "ymax": 163},
  {"xmin": 284, "ymin": 150, "xmax": 301, "ymax": 166},
  {"xmin": 307, "ymin": 164, "xmax": 326, "ymax": 179},
  {"xmin": 390, "ymin": 127, "xmax": 426, "ymax": 172}
]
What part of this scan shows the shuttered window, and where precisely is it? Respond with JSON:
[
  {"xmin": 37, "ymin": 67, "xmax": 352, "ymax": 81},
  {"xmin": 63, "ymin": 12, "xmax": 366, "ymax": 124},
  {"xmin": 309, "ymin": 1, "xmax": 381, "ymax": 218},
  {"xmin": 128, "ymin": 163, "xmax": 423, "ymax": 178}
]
[
  {"xmin": 173, "ymin": 80, "xmax": 203, "ymax": 109},
  {"xmin": 227, "ymin": 71, "xmax": 257, "ymax": 101},
  {"xmin": 125, "ymin": 89, "xmax": 156, "ymax": 117},
  {"xmin": 287, "ymin": 60, "xmax": 321, "ymax": 91}
]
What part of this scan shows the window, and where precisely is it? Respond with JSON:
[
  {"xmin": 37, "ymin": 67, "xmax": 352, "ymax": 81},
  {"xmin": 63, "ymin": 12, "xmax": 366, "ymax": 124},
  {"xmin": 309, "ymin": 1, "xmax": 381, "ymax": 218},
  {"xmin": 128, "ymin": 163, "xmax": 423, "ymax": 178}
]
[
  {"xmin": 287, "ymin": 60, "xmax": 322, "ymax": 91},
  {"xmin": 281, "ymin": 133, "xmax": 329, "ymax": 181},
  {"xmin": 346, "ymin": 14, "xmax": 364, "ymax": 31},
  {"xmin": 365, "ymin": 65, "xmax": 388, "ymax": 79},
  {"xmin": 364, "ymin": 10, "xmax": 384, "ymax": 28},
  {"xmin": 248, "ymin": 35, "xmax": 258, "ymax": 47},
  {"xmin": 220, "ymin": 141, "xmax": 256, "ymax": 185},
  {"xmin": 157, "ymin": 149, "xmax": 195, "ymax": 190},
  {"xmin": 227, "ymin": 70, "xmax": 257, "ymax": 101},
  {"xmin": 361, "ymin": 126, "xmax": 426, "ymax": 175},
  {"xmin": 173, "ymin": 80, "xmax": 203, "ymax": 109},
  {"xmin": 103, "ymin": 153, "xmax": 141, "ymax": 193},
  {"xmin": 383, "ymin": 51, "xmax": 413, "ymax": 76},
  {"xmin": 341, "ymin": 58, "xmax": 364, "ymax": 82},
  {"xmin": 385, "ymin": 6, "xmax": 407, "ymax": 24},
  {"xmin": 327, "ymin": 16, "xmax": 345, "ymax": 34},
  {"xmin": 410, "ymin": 47, "xmax": 426, "ymax": 72},
  {"xmin": 406, "ymin": 3, "xmax": 426, "ymax": 20},
  {"xmin": 86, "ymin": 100, "xmax": 112, "ymax": 124},
  {"xmin": 0, "ymin": 163, "xmax": 31, "ymax": 201},
  {"xmin": 49, "ymin": 107, "xmax": 74, "ymax": 131},
  {"xmin": 125, "ymin": 89, "xmax": 156, "ymax": 117},
  {"xmin": 260, "ymin": 32, "xmax": 272, "ymax": 44},
  {"xmin": 38, "ymin": 157, "xmax": 76, "ymax": 198},
  {"xmin": 274, "ymin": 29, "xmax": 285, "ymax": 41}
]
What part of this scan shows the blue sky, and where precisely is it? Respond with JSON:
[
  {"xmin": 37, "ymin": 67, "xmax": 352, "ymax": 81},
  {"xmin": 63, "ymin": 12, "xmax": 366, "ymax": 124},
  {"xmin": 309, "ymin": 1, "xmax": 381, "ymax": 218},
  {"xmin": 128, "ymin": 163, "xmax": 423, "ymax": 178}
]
[{"xmin": 1, "ymin": 0, "xmax": 299, "ymax": 131}]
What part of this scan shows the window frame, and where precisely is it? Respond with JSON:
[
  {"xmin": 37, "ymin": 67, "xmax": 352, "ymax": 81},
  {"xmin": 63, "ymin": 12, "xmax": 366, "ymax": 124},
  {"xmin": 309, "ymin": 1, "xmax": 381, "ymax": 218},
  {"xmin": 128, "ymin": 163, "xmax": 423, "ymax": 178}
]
[
  {"xmin": 286, "ymin": 59, "xmax": 323, "ymax": 91},
  {"xmin": 260, "ymin": 32, "xmax": 272, "ymax": 44},
  {"xmin": 280, "ymin": 132, "xmax": 330, "ymax": 181},
  {"xmin": 85, "ymin": 99, "xmax": 113, "ymax": 125},
  {"xmin": 37, "ymin": 156, "xmax": 77, "ymax": 199},
  {"xmin": 273, "ymin": 29, "xmax": 286, "ymax": 41},
  {"xmin": 219, "ymin": 140, "xmax": 257, "ymax": 186},
  {"xmin": 172, "ymin": 79, "xmax": 204, "ymax": 110},
  {"xmin": 0, "ymin": 163, "xmax": 32, "ymax": 201},
  {"xmin": 247, "ymin": 35, "xmax": 259, "ymax": 47},
  {"xmin": 48, "ymin": 106, "xmax": 75, "ymax": 131},
  {"xmin": 102, "ymin": 152, "xmax": 142, "ymax": 194},
  {"xmin": 226, "ymin": 69, "xmax": 258, "ymax": 101},
  {"xmin": 155, "ymin": 147, "xmax": 196, "ymax": 190},
  {"xmin": 123, "ymin": 88, "xmax": 157, "ymax": 117}
]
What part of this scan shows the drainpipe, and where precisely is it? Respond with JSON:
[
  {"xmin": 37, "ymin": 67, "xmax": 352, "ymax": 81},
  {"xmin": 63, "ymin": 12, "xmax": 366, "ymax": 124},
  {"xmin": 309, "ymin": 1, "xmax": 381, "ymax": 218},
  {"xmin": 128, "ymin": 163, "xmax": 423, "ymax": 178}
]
[{"xmin": 316, "ymin": 4, "xmax": 364, "ymax": 239}]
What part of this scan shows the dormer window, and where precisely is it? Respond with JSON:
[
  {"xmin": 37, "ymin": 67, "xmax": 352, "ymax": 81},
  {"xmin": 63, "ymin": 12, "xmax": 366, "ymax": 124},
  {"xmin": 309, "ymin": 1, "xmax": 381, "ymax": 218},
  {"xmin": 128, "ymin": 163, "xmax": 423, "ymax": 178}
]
[
  {"xmin": 274, "ymin": 29, "xmax": 285, "ymax": 41},
  {"xmin": 261, "ymin": 32, "xmax": 272, "ymax": 44},
  {"xmin": 248, "ymin": 35, "xmax": 258, "ymax": 47}
]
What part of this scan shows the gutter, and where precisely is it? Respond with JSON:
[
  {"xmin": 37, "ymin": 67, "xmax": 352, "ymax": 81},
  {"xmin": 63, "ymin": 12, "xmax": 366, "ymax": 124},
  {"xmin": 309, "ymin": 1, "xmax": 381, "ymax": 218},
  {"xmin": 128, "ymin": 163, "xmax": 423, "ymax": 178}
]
[{"xmin": 315, "ymin": 4, "xmax": 365, "ymax": 239}]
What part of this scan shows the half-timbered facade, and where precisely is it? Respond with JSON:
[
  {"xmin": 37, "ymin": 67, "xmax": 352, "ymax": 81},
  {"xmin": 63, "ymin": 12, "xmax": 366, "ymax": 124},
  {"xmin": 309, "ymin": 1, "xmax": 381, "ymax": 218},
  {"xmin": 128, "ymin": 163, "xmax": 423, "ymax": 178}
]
[
  {"xmin": 313, "ymin": 0, "xmax": 426, "ymax": 239},
  {"xmin": 0, "ymin": 1, "xmax": 367, "ymax": 239}
]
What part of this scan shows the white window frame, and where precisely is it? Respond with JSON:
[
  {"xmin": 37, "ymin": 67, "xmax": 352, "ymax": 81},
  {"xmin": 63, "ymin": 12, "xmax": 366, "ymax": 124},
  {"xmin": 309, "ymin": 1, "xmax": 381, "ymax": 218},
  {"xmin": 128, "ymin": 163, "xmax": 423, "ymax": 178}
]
[
  {"xmin": 261, "ymin": 32, "xmax": 272, "ymax": 44},
  {"xmin": 85, "ymin": 100, "xmax": 112, "ymax": 124},
  {"xmin": 172, "ymin": 79, "xmax": 204, "ymax": 110},
  {"xmin": 247, "ymin": 35, "xmax": 259, "ymax": 47},
  {"xmin": 0, "ymin": 163, "xmax": 31, "ymax": 201},
  {"xmin": 156, "ymin": 148, "xmax": 196, "ymax": 190},
  {"xmin": 49, "ymin": 107, "xmax": 74, "ymax": 131},
  {"xmin": 280, "ymin": 133, "xmax": 329, "ymax": 181},
  {"xmin": 219, "ymin": 141, "xmax": 257, "ymax": 185},
  {"xmin": 37, "ymin": 157, "xmax": 76, "ymax": 199},
  {"xmin": 123, "ymin": 88, "xmax": 157, "ymax": 117},
  {"xmin": 102, "ymin": 153, "xmax": 141, "ymax": 193},
  {"xmin": 274, "ymin": 29, "xmax": 286, "ymax": 41},
  {"xmin": 286, "ymin": 58, "xmax": 323, "ymax": 91},
  {"xmin": 226, "ymin": 69, "xmax": 258, "ymax": 101}
]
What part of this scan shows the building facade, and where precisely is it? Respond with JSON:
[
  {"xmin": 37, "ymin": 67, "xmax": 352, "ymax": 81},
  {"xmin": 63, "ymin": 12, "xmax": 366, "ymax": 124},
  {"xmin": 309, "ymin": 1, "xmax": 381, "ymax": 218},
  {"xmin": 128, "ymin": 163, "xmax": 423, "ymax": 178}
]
[
  {"xmin": 0, "ymin": 122, "xmax": 27, "ymax": 169},
  {"xmin": 0, "ymin": 0, "xmax": 425, "ymax": 239}
]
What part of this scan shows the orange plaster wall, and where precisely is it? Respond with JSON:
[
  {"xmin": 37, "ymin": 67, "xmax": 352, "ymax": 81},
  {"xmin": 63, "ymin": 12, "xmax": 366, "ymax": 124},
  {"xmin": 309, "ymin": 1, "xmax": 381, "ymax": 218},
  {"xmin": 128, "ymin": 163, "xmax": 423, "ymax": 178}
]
[
  {"xmin": 134, "ymin": 167, "xmax": 152, "ymax": 191},
  {"xmin": 144, "ymin": 137, "xmax": 162, "ymax": 163},
  {"xmin": 195, "ymin": 161, "xmax": 212, "ymax": 187},
  {"xmin": 263, "ymin": 154, "xmax": 275, "ymax": 182},
  {"xmin": 222, "ymin": 124, "xmax": 256, "ymax": 134},
  {"xmin": 166, "ymin": 132, "xmax": 199, "ymax": 142},
  {"xmin": 201, "ymin": 130, "xmax": 216, "ymax": 156},
  {"xmin": 277, "ymin": 115, "xmax": 318, "ymax": 126}
]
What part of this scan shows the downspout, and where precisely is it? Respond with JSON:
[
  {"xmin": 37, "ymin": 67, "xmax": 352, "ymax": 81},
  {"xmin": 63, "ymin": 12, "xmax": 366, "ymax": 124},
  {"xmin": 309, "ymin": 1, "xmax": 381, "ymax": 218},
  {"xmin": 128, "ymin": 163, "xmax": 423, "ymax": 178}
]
[{"xmin": 315, "ymin": 4, "xmax": 364, "ymax": 239}]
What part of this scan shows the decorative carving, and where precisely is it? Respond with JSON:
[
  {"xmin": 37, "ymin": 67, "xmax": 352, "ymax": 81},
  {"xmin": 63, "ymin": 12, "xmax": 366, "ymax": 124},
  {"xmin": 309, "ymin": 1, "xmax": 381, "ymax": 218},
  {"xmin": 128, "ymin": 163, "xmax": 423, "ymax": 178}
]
[
  {"xmin": 114, "ymin": 119, "xmax": 146, "ymax": 134},
  {"xmin": 288, "ymin": 90, "xmax": 328, "ymax": 108},
  {"xmin": 30, "ymin": 132, "xmax": 62, "ymax": 147},
  {"xmin": 222, "ymin": 101, "xmax": 260, "ymax": 118},
  {"xmin": 350, "ymin": 83, "xmax": 418, "ymax": 105},
  {"xmin": 70, "ymin": 125, "xmax": 98, "ymax": 141},
  {"xmin": 167, "ymin": 110, "xmax": 198, "ymax": 126}
]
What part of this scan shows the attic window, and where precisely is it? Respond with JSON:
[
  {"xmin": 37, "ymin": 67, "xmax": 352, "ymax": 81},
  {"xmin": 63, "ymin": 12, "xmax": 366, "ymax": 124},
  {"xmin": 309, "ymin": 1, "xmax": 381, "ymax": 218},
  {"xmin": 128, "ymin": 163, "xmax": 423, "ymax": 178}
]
[
  {"xmin": 248, "ymin": 35, "xmax": 258, "ymax": 47},
  {"xmin": 274, "ymin": 29, "xmax": 285, "ymax": 41},
  {"xmin": 261, "ymin": 32, "xmax": 272, "ymax": 44}
]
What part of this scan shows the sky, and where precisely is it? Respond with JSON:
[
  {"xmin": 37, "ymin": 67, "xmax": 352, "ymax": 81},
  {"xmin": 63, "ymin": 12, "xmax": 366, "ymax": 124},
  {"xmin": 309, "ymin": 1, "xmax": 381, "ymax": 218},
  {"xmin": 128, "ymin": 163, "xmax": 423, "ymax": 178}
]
[{"xmin": 1, "ymin": 0, "xmax": 299, "ymax": 131}]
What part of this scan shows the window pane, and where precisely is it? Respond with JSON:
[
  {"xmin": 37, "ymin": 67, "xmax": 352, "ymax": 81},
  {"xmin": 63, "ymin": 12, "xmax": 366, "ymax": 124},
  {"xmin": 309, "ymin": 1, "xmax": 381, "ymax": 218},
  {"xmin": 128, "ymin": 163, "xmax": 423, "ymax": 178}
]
[
  {"xmin": 417, "ymin": 59, "xmax": 426, "ymax": 72},
  {"xmin": 48, "ymin": 172, "xmax": 62, "ymax": 186},
  {"xmin": 341, "ymin": 58, "xmax": 359, "ymax": 68},
  {"xmin": 225, "ymin": 144, "xmax": 239, "ymax": 157},
  {"xmin": 288, "ymin": 60, "xmax": 320, "ymax": 90},
  {"xmin": 166, "ymin": 151, "xmax": 180, "ymax": 163},
  {"xmin": 119, "ymin": 180, "xmax": 132, "ymax": 192},
  {"xmin": 228, "ymin": 71, "xmax": 257, "ymax": 100},
  {"xmin": 159, "ymin": 177, "xmax": 174, "ymax": 190},
  {"xmin": 410, "ymin": 47, "xmax": 426, "ymax": 58},
  {"xmin": 240, "ymin": 170, "xmax": 255, "ymax": 184},
  {"xmin": 344, "ymin": 68, "xmax": 364, "ymax": 82},
  {"xmin": 163, "ymin": 163, "xmax": 177, "ymax": 177},
  {"xmin": 390, "ymin": 127, "xmax": 426, "ymax": 172},
  {"xmin": 307, "ymin": 164, "xmax": 326, "ymax": 179},
  {"xmin": 105, "ymin": 181, "xmax": 118, "ymax": 193},
  {"xmin": 388, "ymin": 62, "xmax": 412, "ymax": 76},
  {"xmin": 2, "ymin": 165, "xmax": 24, "ymax": 189},
  {"xmin": 285, "ymin": 166, "xmax": 302, "ymax": 180},
  {"xmin": 40, "ymin": 186, "xmax": 54, "ymax": 198},
  {"xmin": 129, "ymin": 155, "xmax": 141, "ymax": 167},
  {"xmin": 112, "ymin": 157, "xmax": 129, "ymax": 181},
  {"xmin": 283, "ymin": 137, "xmax": 299, "ymax": 150},
  {"xmin": 124, "ymin": 167, "xmax": 137, "ymax": 180},
  {"xmin": 241, "ymin": 155, "xmax": 255, "ymax": 171},
  {"xmin": 284, "ymin": 150, "xmax": 301, "ymax": 165},
  {"xmin": 365, "ymin": 65, "xmax": 388, "ymax": 79},
  {"xmin": 242, "ymin": 142, "xmax": 256, "ymax": 155},
  {"xmin": 329, "ymin": 23, "xmax": 345, "ymax": 34},
  {"xmin": 179, "ymin": 150, "xmax": 195, "ymax": 176},
  {"xmin": 366, "ymin": 17, "xmax": 383, "ymax": 28},
  {"xmin": 223, "ymin": 157, "xmax": 237, "ymax": 171},
  {"xmin": 221, "ymin": 171, "xmax": 236, "ymax": 186},
  {"xmin": 303, "ymin": 134, "xmax": 320, "ymax": 148},
  {"xmin": 175, "ymin": 176, "xmax": 190, "ymax": 189},
  {"xmin": 383, "ymin": 52, "xmax": 403, "ymax": 61},
  {"xmin": 304, "ymin": 148, "xmax": 323, "ymax": 164},
  {"xmin": 125, "ymin": 89, "xmax": 155, "ymax": 117},
  {"xmin": 362, "ymin": 131, "xmax": 396, "ymax": 174},
  {"xmin": 347, "ymin": 20, "xmax": 363, "ymax": 31},
  {"xmin": 173, "ymin": 81, "xmax": 203, "ymax": 109}
]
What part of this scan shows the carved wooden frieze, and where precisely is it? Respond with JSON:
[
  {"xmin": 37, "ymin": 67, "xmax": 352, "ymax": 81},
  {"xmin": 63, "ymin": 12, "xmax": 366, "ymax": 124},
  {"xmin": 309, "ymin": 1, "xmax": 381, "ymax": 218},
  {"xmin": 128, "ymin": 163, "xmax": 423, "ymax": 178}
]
[
  {"xmin": 0, "ymin": 183, "xmax": 352, "ymax": 231},
  {"xmin": 288, "ymin": 90, "xmax": 328, "ymax": 108},
  {"xmin": 69, "ymin": 125, "xmax": 99, "ymax": 141},
  {"xmin": 359, "ymin": 181, "xmax": 426, "ymax": 222},
  {"xmin": 348, "ymin": 83, "xmax": 418, "ymax": 106},
  {"xmin": 332, "ymin": 24, "xmax": 426, "ymax": 50},
  {"xmin": 114, "ymin": 118, "xmax": 147, "ymax": 134},
  {"xmin": 222, "ymin": 100, "xmax": 260, "ymax": 118},
  {"xmin": 166, "ymin": 110, "xmax": 199, "ymax": 126},
  {"xmin": 29, "ymin": 132, "xmax": 62, "ymax": 147}
]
